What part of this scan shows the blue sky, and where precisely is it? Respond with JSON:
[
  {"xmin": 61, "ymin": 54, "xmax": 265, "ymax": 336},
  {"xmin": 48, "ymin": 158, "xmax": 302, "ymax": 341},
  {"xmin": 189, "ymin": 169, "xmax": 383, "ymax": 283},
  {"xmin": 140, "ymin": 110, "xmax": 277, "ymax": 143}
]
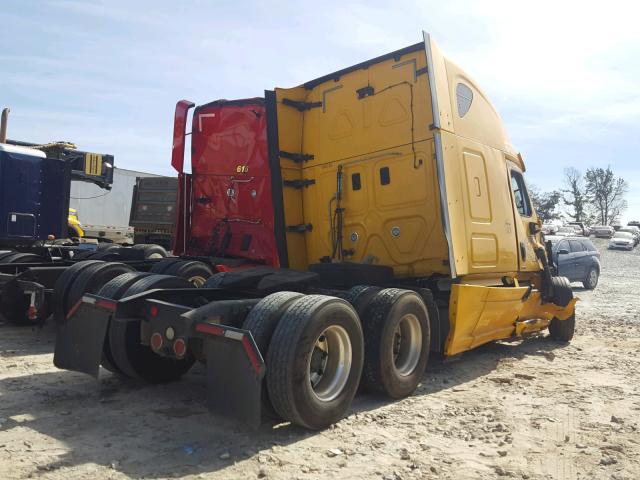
[{"xmin": 2, "ymin": 0, "xmax": 639, "ymax": 221}]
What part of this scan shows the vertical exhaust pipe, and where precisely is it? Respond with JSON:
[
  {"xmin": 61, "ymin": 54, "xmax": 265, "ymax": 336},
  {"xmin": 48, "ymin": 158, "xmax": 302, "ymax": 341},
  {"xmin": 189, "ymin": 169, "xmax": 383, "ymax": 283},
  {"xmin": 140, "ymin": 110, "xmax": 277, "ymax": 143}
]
[{"xmin": 0, "ymin": 108, "xmax": 9, "ymax": 143}]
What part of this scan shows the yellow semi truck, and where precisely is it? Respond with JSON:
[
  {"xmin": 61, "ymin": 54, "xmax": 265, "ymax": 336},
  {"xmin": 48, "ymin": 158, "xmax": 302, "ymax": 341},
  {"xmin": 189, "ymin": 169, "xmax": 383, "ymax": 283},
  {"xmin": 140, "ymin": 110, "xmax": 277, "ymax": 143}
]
[{"xmin": 54, "ymin": 32, "xmax": 576, "ymax": 429}]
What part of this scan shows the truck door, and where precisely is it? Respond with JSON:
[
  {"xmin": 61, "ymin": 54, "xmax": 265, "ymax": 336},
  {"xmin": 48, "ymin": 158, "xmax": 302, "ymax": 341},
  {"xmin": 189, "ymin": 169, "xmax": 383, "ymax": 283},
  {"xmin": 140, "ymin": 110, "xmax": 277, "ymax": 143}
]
[{"xmin": 507, "ymin": 163, "xmax": 541, "ymax": 273}]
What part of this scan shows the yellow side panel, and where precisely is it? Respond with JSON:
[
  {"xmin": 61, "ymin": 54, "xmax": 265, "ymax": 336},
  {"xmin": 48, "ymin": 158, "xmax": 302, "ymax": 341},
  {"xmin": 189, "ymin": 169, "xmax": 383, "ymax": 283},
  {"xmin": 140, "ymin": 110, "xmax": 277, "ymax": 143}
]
[
  {"xmin": 84, "ymin": 153, "xmax": 102, "ymax": 176},
  {"xmin": 440, "ymin": 131, "xmax": 518, "ymax": 275},
  {"xmin": 301, "ymin": 141, "xmax": 449, "ymax": 276},
  {"xmin": 301, "ymin": 49, "xmax": 433, "ymax": 168},
  {"xmin": 446, "ymin": 284, "xmax": 577, "ymax": 356}
]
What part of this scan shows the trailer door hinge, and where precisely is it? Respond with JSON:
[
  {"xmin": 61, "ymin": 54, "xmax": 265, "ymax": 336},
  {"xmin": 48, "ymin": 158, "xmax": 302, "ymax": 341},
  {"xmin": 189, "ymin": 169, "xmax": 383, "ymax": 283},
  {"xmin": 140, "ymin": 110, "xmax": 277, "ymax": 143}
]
[
  {"xmin": 279, "ymin": 150, "xmax": 315, "ymax": 163},
  {"xmin": 283, "ymin": 178, "xmax": 316, "ymax": 189},
  {"xmin": 287, "ymin": 224, "xmax": 313, "ymax": 233},
  {"xmin": 282, "ymin": 98, "xmax": 323, "ymax": 112},
  {"xmin": 416, "ymin": 66, "xmax": 428, "ymax": 77}
]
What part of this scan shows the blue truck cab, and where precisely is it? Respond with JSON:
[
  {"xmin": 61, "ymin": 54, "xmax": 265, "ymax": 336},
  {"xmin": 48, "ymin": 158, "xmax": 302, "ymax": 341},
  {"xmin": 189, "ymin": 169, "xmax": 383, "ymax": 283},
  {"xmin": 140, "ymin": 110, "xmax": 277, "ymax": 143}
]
[{"xmin": 0, "ymin": 143, "xmax": 71, "ymax": 245}]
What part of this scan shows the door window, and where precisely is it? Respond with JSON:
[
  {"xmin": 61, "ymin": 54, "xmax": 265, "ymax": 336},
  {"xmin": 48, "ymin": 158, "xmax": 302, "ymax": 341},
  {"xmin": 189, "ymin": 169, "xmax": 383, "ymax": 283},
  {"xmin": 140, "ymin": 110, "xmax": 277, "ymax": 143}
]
[
  {"xmin": 569, "ymin": 240, "xmax": 584, "ymax": 252},
  {"xmin": 510, "ymin": 170, "xmax": 532, "ymax": 217}
]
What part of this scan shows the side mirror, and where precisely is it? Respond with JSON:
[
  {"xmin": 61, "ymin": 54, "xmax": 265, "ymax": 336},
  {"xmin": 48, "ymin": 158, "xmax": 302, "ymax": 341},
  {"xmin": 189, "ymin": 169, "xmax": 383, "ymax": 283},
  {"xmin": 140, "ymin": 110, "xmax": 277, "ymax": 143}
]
[
  {"xmin": 529, "ymin": 222, "xmax": 541, "ymax": 234},
  {"xmin": 558, "ymin": 248, "xmax": 569, "ymax": 255}
]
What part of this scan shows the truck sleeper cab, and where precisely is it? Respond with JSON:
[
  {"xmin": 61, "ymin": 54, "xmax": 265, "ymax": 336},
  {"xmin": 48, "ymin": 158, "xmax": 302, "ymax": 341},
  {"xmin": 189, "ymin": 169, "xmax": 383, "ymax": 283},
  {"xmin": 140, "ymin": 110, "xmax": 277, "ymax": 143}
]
[{"xmin": 55, "ymin": 33, "xmax": 576, "ymax": 430}]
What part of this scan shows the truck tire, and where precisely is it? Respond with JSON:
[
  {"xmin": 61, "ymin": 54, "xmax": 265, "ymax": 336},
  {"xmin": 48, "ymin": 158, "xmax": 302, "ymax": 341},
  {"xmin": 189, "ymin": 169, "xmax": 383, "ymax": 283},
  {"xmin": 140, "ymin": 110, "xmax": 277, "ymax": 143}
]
[
  {"xmin": 266, "ymin": 295, "xmax": 364, "ymax": 430},
  {"xmin": 548, "ymin": 313, "xmax": 575, "ymax": 342},
  {"xmin": 551, "ymin": 276, "xmax": 573, "ymax": 307},
  {"xmin": 66, "ymin": 262, "xmax": 136, "ymax": 318},
  {"xmin": 52, "ymin": 260, "xmax": 105, "ymax": 324},
  {"xmin": 241, "ymin": 291, "xmax": 304, "ymax": 418},
  {"xmin": 108, "ymin": 274, "xmax": 195, "ymax": 383},
  {"xmin": 341, "ymin": 285, "xmax": 381, "ymax": 317},
  {"xmin": 97, "ymin": 272, "xmax": 154, "ymax": 373},
  {"xmin": 149, "ymin": 258, "xmax": 183, "ymax": 274},
  {"xmin": 361, "ymin": 288, "xmax": 430, "ymax": 399},
  {"xmin": 132, "ymin": 244, "xmax": 168, "ymax": 259},
  {"xmin": 583, "ymin": 267, "xmax": 599, "ymax": 290},
  {"xmin": 164, "ymin": 260, "xmax": 213, "ymax": 287},
  {"xmin": 0, "ymin": 251, "xmax": 16, "ymax": 262},
  {"xmin": 96, "ymin": 242, "xmax": 118, "ymax": 251},
  {"xmin": 0, "ymin": 253, "xmax": 42, "ymax": 264}
]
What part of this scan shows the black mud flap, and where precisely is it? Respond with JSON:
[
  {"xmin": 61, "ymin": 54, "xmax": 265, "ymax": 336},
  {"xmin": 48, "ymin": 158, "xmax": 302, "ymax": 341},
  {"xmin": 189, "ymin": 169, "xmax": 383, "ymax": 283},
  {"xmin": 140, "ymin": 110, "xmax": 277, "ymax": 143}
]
[
  {"xmin": 53, "ymin": 297, "xmax": 115, "ymax": 377},
  {"xmin": 198, "ymin": 323, "xmax": 265, "ymax": 427}
]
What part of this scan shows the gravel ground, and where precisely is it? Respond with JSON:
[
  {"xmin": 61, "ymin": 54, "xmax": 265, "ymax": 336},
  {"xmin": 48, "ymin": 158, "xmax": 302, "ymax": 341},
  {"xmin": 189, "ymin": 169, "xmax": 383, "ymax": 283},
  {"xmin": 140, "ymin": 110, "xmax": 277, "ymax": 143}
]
[{"xmin": 0, "ymin": 237, "xmax": 638, "ymax": 480}]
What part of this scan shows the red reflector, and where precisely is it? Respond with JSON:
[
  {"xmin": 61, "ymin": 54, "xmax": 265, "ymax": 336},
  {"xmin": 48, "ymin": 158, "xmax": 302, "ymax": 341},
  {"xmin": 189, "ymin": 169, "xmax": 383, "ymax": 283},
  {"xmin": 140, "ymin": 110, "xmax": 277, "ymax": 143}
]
[
  {"xmin": 66, "ymin": 300, "xmax": 83, "ymax": 320},
  {"xmin": 95, "ymin": 299, "xmax": 117, "ymax": 311},
  {"xmin": 150, "ymin": 333, "xmax": 163, "ymax": 351},
  {"xmin": 27, "ymin": 306, "xmax": 38, "ymax": 321},
  {"xmin": 150, "ymin": 306, "xmax": 158, "ymax": 317},
  {"xmin": 214, "ymin": 264, "xmax": 232, "ymax": 273},
  {"xmin": 195, "ymin": 323, "xmax": 224, "ymax": 336},
  {"xmin": 173, "ymin": 338, "xmax": 186, "ymax": 357}
]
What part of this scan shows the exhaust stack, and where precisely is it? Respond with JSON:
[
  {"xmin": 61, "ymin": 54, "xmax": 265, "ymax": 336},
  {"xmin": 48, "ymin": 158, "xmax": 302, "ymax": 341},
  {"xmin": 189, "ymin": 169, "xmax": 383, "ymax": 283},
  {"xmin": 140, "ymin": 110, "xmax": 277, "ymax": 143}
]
[{"xmin": 0, "ymin": 108, "xmax": 9, "ymax": 143}]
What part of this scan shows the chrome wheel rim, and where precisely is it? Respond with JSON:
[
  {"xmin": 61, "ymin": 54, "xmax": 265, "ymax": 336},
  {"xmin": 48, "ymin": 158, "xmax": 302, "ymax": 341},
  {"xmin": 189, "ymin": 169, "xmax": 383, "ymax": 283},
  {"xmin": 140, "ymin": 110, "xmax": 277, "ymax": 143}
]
[
  {"xmin": 392, "ymin": 313, "xmax": 422, "ymax": 376},
  {"xmin": 189, "ymin": 275, "xmax": 206, "ymax": 287},
  {"xmin": 589, "ymin": 270, "xmax": 597, "ymax": 286},
  {"xmin": 308, "ymin": 325, "xmax": 352, "ymax": 402}
]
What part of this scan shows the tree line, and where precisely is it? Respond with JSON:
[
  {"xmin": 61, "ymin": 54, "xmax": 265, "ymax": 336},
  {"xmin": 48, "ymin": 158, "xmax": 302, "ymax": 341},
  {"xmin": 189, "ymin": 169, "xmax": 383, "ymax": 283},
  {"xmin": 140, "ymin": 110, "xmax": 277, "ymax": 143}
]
[{"xmin": 529, "ymin": 166, "xmax": 629, "ymax": 225}]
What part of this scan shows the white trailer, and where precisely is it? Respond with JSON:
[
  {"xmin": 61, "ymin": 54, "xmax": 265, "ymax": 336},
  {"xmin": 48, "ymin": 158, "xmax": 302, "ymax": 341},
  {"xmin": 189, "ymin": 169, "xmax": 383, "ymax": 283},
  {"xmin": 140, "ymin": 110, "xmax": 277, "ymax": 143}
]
[{"xmin": 69, "ymin": 167, "xmax": 161, "ymax": 243}]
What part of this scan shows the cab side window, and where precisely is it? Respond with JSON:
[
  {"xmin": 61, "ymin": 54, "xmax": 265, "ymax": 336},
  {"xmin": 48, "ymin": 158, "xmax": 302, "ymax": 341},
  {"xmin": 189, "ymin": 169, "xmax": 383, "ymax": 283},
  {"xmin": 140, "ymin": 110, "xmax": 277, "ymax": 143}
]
[{"xmin": 510, "ymin": 170, "xmax": 532, "ymax": 217}]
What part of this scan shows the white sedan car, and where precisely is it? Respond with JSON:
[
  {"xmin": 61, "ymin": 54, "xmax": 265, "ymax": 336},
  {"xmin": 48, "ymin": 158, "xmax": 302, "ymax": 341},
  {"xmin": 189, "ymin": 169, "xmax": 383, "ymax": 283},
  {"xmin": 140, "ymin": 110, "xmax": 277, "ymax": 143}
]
[{"xmin": 608, "ymin": 231, "xmax": 635, "ymax": 251}]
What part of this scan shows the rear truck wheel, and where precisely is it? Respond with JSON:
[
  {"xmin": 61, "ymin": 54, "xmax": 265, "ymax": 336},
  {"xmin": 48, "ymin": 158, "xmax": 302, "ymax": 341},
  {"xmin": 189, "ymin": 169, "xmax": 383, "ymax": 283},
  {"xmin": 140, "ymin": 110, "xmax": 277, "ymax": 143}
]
[
  {"xmin": 0, "ymin": 253, "xmax": 48, "ymax": 325},
  {"xmin": 66, "ymin": 262, "xmax": 136, "ymax": 316},
  {"xmin": 548, "ymin": 313, "xmax": 575, "ymax": 342},
  {"xmin": 149, "ymin": 258, "xmax": 183, "ymax": 274},
  {"xmin": 341, "ymin": 285, "xmax": 382, "ymax": 316},
  {"xmin": 361, "ymin": 288, "xmax": 430, "ymax": 399},
  {"xmin": 266, "ymin": 295, "xmax": 364, "ymax": 430},
  {"xmin": 132, "ymin": 244, "xmax": 168, "ymax": 259},
  {"xmin": 583, "ymin": 267, "xmax": 599, "ymax": 290},
  {"xmin": 551, "ymin": 276, "xmax": 573, "ymax": 307},
  {"xmin": 241, "ymin": 291, "xmax": 305, "ymax": 418},
  {"xmin": 0, "ymin": 251, "xmax": 17, "ymax": 262},
  {"xmin": 97, "ymin": 272, "xmax": 154, "ymax": 374},
  {"xmin": 0, "ymin": 253, "xmax": 42, "ymax": 264},
  {"xmin": 164, "ymin": 260, "xmax": 213, "ymax": 287},
  {"xmin": 108, "ymin": 274, "xmax": 195, "ymax": 383},
  {"xmin": 52, "ymin": 260, "xmax": 105, "ymax": 324}
]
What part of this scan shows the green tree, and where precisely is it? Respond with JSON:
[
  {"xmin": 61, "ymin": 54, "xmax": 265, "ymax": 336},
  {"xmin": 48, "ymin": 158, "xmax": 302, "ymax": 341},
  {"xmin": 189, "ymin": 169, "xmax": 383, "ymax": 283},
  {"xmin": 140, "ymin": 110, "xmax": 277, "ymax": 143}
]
[
  {"xmin": 585, "ymin": 166, "xmax": 628, "ymax": 225},
  {"xmin": 562, "ymin": 167, "xmax": 589, "ymax": 222},
  {"xmin": 529, "ymin": 185, "xmax": 561, "ymax": 223}
]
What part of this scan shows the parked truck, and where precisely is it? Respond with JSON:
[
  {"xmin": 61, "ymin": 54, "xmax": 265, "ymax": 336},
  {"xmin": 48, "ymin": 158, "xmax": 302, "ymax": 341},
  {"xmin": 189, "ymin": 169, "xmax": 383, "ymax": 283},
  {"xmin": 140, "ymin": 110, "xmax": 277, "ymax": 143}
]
[{"xmin": 53, "ymin": 33, "xmax": 576, "ymax": 430}]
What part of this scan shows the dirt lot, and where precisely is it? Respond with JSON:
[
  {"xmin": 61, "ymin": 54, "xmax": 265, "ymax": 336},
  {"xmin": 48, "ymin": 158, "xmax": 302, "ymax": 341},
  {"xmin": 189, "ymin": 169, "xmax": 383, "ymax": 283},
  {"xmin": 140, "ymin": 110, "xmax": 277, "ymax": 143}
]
[{"xmin": 1, "ymin": 238, "xmax": 639, "ymax": 480}]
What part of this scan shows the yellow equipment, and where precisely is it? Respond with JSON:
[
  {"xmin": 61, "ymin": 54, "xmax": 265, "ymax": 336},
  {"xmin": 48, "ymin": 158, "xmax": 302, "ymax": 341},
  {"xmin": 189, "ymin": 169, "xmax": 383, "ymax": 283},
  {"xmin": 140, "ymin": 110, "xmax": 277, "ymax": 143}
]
[
  {"xmin": 268, "ymin": 32, "xmax": 576, "ymax": 357},
  {"xmin": 67, "ymin": 208, "xmax": 85, "ymax": 238}
]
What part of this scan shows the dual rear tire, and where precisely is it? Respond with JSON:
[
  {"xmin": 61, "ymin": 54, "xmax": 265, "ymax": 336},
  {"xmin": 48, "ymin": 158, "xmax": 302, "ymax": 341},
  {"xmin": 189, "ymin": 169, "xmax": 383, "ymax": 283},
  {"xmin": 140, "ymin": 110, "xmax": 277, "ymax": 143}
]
[{"xmin": 242, "ymin": 287, "xmax": 431, "ymax": 429}]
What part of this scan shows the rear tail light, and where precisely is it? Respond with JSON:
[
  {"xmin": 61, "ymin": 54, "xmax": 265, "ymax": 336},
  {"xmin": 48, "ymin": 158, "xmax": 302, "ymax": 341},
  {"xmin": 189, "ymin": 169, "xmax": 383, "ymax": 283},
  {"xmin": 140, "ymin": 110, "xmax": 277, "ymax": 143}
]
[
  {"xmin": 150, "ymin": 333, "xmax": 163, "ymax": 351},
  {"xmin": 173, "ymin": 338, "xmax": 187, "ymax": 358}
]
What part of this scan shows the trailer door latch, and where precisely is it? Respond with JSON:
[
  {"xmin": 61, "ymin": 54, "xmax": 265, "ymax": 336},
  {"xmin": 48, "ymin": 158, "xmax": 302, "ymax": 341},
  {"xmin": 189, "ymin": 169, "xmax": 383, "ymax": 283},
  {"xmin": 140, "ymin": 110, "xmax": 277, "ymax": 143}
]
[
  {"xmin": 283, "ymin": 179, "xmax": 316, "ymax": 189},
  {"xmin": 279, "ymin": 151, "xmax": 315, "ymax": 163},
  {"xmin": 287, "ymin": 224, "xmax": 313, "ymax": 233},
  {"xmin": 282, "ymin": 98, "xmax": 323, "ymax": 111}
]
